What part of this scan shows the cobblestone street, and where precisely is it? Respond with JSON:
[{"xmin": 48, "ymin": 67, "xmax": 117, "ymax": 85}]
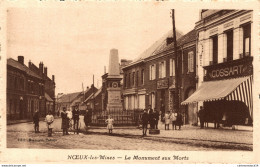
[{"xmin": 7, "ymin": 117, "xmax": 253, "ymax": 151}]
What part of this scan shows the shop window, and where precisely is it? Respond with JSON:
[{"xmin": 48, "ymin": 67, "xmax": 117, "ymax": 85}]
[
  {"xmin": 212, "ymin": 35, "xmax": 218, "ymax": 65},
  {"xmin": 188, "ymin": 51, "xmax": 194, "ymax": 73},
  {"xmin": 149, "ymin": 64, "xmax": 156, "ymax": 80},
  {"xmin": 159, "ymin": 61, "xmax": 166, "ymax": 78},
  {"xmin": 226, "ymin": 30, "xmax": 233, "ymax": 61},
  {"xmin": 243, "ymin": 23, "xmax": 251, "ymax": 57},
  {"xmin": 169, "ymin": 59, "xmax": 175, "ymax": 76}
]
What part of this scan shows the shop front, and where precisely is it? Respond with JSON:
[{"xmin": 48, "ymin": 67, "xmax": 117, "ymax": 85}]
[{"xmin": 182, "ymin": 57, "xmax": 253, "ymax": 126}]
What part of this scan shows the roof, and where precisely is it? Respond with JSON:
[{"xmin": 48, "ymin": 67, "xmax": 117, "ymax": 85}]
[
  {"xmin": 124, "ymin": 30, "xmax": 183, "ymax": 68},
  {"xmin": 45, "ymin": 93, "xmax": 53, "ymax": 102},
  {"xmin": 84, "ymin": 87, "xmax": 102, "ymax": 102},
  {"xmin": 160, "ymin": 29, "xmax": 197, "ymax": 54},
  {"xmin": 181, "ymin": 76, "xmax": 251, "ymax": 105},
  {"xmin": 7, "ymin": 58, "xmax": 42, "ymax": 79},
  {"xmin": 58, "ymin": 92, "xmax": 82, "ymax": 103}
]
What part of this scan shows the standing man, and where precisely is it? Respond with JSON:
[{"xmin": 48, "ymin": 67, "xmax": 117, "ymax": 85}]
[
  {"xmin": 72, "ymin": 105, "xmax": 80, "ymax": 134},
  {"xmin": 33, "ymin": 110, "xmax": 40, "ymax": 133},
  {"xmin": 198, "ymin": 106, "xmax": 205, "ymax": 129},
  {"xmin": 154, "ymin": 109, "xmax": 159, "ymax": 129},
  {"xmin": 147, "ymin": 105, "xmax": 153, "ymax": 128},
  {"xmin": 141, "ymin": 109, "xmax": 149, "ymax": 136},
  {"xmin": 61, "ymin": 107, "xmax": 69, "ymax": 135}
]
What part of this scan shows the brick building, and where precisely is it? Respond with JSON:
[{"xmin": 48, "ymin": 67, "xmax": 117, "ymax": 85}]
[
  {"xmin": 122, "ymin": 29, "xmax": 198, "ymax": 125},
  {"xmin": 7, "ymin": 56, "xmax": 46, "ymax": 120},
  {"xmin": 182, "ymin": 10, "xmax": 253, "ymax": 126}
]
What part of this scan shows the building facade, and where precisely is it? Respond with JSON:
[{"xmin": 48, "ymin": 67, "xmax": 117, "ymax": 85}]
[
  {"xmin": 122, "ymin": 30, "xmax": 198, "ymax": 125},
  {"xmin": 183, "ymin": 10, "xmax": 253, "ymax": 126},
  {"xmin": 7, "ymin": 56, "xmax": 45, "ymax": 120}
]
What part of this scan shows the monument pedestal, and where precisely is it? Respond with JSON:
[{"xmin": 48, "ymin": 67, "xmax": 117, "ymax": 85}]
[
  {"xmin": 107, "ymin": 87, "xmax": 123, "ymax": 111},
  {"xmin": 149, "ymin": 129, "xmax": 160, "ymax": 135}
]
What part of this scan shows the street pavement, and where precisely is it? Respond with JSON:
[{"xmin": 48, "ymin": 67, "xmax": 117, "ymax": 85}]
[{"xmin": 7, "ymin": 116, "xmax": 253, "ymax": 151}]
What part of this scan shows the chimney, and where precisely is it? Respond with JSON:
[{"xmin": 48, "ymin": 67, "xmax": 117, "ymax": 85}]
[
  {"xmin": 18, "ymin": 56, "xmax": 24, "ymax": 65},
  {"xmin": 52, "ymin": 75, "xmax": 55, "ymax": 82},
  {"xmin": 39, "ymin": 62, "xmax": 43, "ymax": 73},
  {"xmin": 28, "ymin": 60, "xmax": 32, "ymax": 69},
  {"xmin": 44, "ymin": 67, "xmax": 47, "ymax": 75},
  {"xmin": 166, "ymin": 37, "xmax": 174, "ymax": 45}
]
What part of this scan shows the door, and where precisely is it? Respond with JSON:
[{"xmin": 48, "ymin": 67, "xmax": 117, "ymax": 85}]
[{"xmin": 187, "ymin": 89, "xmax": 197, "ymax": 125}]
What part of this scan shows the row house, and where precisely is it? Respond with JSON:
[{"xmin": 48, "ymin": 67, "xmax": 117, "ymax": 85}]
[
  {"xmin": 28, "ymin": 61, "xmax": 56, "ymax": 115},
  {"xmin": 183, "ymin": 10, "xmax": 253, "ymax": 126},
  {"xmin": 7, "ymin": 56, "xmax": 45, "ymax": 120},
  {"xmin": 122, "ymin": 30, "xmax": 197, "ymax": 125}
]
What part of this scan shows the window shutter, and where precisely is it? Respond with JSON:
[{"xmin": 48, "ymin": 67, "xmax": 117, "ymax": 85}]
[
  {"xmin": 191, "ymin": 52, "xmax": 194, "ymax": 72},
  {"xmin": 149, "ymin": 65, "xmax": 151, "ymax": 80},
  {"xmin": 159, "ymin": 62, "xmax": 162, "ymax": 78},
  {"xmin": 153, "ymin": 64, "xmax": 156, "ymax": 80},
  {"xmin": 169, "ymin": 59, "xmax": 172, "ymax": 76},
  {"xmin": 172, "ymin": 59, "xmax": 175, "ymax": 76},
  {"xmin": 163, "ymin": 60, "xmax": 166, "ymax": 77}
]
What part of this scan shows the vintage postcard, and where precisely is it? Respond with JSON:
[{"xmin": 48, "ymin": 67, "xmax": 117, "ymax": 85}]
[{"xmin": 0, "ymin": 0, "xmax": 259, "ymax": 164}]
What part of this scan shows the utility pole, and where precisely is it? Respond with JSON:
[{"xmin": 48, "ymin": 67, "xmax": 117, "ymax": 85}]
[
  {"xmin": 93, "ymin": 74, "xmax": 95, "ymax": 112},
  {"xmin": 171, "ymin": 9, "xmax": 180, "ymax": 113}
]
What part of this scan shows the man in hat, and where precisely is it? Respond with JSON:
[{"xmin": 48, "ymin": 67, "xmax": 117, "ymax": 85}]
[
  {"xmin": 61, "ymin": 107, "xmax": 69, "ymax": 135},
  {"xmin": 72, "ymin": 105, "xmax": 80, "ymax": 134}
]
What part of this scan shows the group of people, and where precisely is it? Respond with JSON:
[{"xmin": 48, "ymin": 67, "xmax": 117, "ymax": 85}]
[
  {"xmin": 141, "ymin": 105, "xmax": 183, "ymax": 136},
  {"xmin": 32, "ymin": 105, "xmax": 93, "ymax": 137},
  {"xmin": 33, "ymin": 110, "xmax": 54, "ymax": 137}
]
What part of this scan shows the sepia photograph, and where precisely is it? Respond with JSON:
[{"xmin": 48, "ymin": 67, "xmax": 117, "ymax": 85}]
[{"xmin": 1, "ymin": 1, "xmax": 259, "ymax": 164}]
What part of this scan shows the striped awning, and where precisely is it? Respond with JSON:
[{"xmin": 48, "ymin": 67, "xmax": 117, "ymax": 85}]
[{"xmin": 181, "ymin": 76, "xmax": 253, "ymax": 116}]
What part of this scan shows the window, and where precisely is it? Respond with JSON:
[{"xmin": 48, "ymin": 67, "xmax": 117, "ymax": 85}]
[
  {"xmin": 159, "ymin": 61, "xmax": 166, "ymax": 78},
  {"xmin": 136, "ymin": 71, "xmax": 139, "ymax": 87},
  {"xmin": 141, "ymin": 69, "xmax": 144, "ymax": 85},
  {"xmin": 149, "ymin": 64, "xmax": 156, "ymax": 80},
  {"xmin": 226, "ymin": 30, "xmax": 233, "ymax": 61},
  {"xmin": 124, "ymin": 74, "xmax": 127, "ymax": 88},
  {"xmin": 188, "ymin": 51, "xmax": 194, "ymax": 73},
  {"xmin": 243, "ymin": 24, "xmax": 251, "ymax": 57},
  {"xmin": 169, "ymin": 59, "xmax": 175, "ymax": 76},
  {"xmin": 132, "ymin": 72, "xmax": 135, "ymax": 86},
  {"xmin": 128, "ymin": 73, "xmax": 131, "ymax": 87},
  {"xmin": 212, "ymin": 35, "xmax": 218, "ymax": 64}
]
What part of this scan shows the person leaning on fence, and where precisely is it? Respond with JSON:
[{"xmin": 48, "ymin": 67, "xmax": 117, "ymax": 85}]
[
  {"xmin": 45, "ymin": 111, "xmax": 54, "ymax": 137},
  {"xmin": 164, "ymin": 111, "xmax": 170, "ymax": 130},
  {"xmin": 72, "ymin": 105, "xmax": 80, "ymax": 134},
  {"xmin": 33, "ymin": 110, "xmax": 40, "ymax": 133},
  {"xmin": 141, "ymin": 109, "xmax": 149, "ymax": 136},
  {"xmin": 105, "ymin": 115, "xmax": 114, "ymax": 134},
  {"xmin": 61, "ymin": 107, "xmax": 69, "ymax": 135}
]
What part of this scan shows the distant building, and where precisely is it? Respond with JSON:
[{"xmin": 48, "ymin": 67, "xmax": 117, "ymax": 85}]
[
  {"xmin": 7, "ymin": 56, "xmax": 55, "ymax": 121},
  {"xmin": 57, "ymin": 85, "xmax": 97, "ymax": 111}
]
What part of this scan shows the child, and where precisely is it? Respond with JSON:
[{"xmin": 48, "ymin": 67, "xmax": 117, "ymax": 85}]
[
  {"xmin": 164, "ymin": 111, "xmax": 170, "ymax": 130},
  {"xmin": 45, "ymin": 111, "xmax": 54, "ymax": 137},
  {"xmin": 105, "ymin": 115, "xmax": 114, "ymax": 134}
]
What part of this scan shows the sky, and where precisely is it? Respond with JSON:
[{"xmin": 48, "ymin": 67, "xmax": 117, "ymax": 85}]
[{"xmin": 7, "ymin": 3, "xmax": 200, "ymax": 94}]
